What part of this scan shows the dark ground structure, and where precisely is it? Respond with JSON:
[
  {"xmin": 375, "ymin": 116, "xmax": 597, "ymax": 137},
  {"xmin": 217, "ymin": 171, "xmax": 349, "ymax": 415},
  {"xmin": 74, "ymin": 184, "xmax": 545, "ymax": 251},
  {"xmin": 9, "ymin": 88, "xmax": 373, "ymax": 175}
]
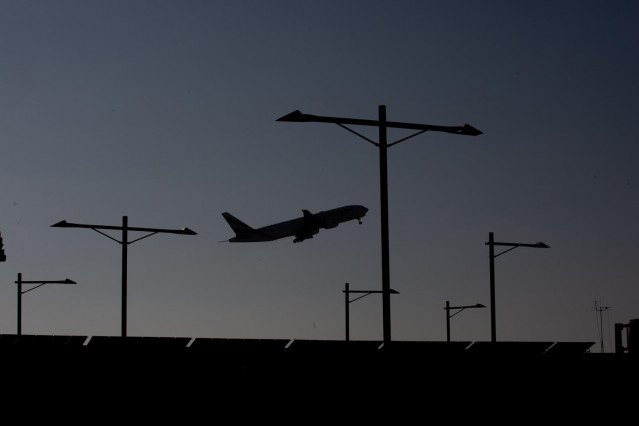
[
  {"xmin": 1, "ymin": 334, "xmax": 634, "ymax": 381},
  {"xmin": 2, "ymin": 334, "xmax": 637, "ymax": 418}
]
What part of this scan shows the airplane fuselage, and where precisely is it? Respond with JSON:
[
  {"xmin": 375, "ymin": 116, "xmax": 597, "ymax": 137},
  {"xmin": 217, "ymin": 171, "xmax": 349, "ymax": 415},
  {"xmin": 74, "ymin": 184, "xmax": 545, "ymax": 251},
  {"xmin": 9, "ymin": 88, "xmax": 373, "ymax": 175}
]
[{"xmin": 222, "ymin": 205, "xmax": 368, "ymax": 243}]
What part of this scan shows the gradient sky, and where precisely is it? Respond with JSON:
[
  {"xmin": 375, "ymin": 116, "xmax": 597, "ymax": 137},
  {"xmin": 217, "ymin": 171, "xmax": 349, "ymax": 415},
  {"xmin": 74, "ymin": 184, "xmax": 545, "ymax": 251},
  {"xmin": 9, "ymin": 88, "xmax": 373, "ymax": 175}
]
[{"xmin": 1, "ymin": 0, "xmax": 637, "ymax": 352}]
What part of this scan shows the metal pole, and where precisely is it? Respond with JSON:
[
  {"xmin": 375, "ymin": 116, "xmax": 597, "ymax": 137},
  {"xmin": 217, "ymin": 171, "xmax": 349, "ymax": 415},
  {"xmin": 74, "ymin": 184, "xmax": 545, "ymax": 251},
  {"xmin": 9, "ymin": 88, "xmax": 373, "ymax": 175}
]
[
  {"xmin": 122, "ymin": 215, "xmax": 128, "ymax": 337},
  {"xmin": 345, "ymin": 282, "xmax": 349, "ymax": 342},
  {"xmin": 489, "ymin": 232, "xmax": 496, "ymax": 342},
  {"xmin": 17, "ymin": 272, "xmax": 22, "ymax": 336},
  {"xmin": 379, "ymin": 105, "xmax": 391, "ymax": 344},
  {"xmin": 446, "ymin": 300, "xmax": 450, "ymax": 342}
]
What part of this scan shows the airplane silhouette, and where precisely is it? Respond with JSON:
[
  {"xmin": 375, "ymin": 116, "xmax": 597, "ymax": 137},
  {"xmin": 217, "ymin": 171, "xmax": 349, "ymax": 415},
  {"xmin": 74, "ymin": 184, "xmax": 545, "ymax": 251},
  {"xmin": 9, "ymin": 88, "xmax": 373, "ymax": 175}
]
[{"xmin": 221, "ymin": 205, "xmax": 368, "ymax": 243}]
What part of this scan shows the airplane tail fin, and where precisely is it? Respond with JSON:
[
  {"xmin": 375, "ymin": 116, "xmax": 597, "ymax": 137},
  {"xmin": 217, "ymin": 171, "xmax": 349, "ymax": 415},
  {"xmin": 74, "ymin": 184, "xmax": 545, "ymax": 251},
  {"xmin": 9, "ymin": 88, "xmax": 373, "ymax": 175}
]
[
  {"xmin": 222, "ymin": 212, "xmax": 254, "ymax": 235},
  {"xmin": 221, "ymin": 212, "xmax": 276, "ymax": 242}
]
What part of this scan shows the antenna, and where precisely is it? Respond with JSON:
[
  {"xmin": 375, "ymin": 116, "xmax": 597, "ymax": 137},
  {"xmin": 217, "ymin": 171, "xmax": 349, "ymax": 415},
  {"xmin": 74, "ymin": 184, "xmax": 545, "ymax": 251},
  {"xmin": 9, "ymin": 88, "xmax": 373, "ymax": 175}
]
[{"xmin": 595, "ymin": 301, "xmax": 610, "ymax": 353}]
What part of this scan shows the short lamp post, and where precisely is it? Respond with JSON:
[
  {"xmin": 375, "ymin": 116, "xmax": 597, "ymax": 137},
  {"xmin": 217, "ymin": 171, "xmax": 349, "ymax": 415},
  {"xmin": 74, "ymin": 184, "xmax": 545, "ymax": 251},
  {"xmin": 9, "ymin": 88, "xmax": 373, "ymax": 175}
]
[
  {"xmin": 15, "ymin": 272, "xmax": 76, "ymax": 336},
  {"xmin": 51, "ymin": 216, "xmax": 196, "ymax": 337},
  {"xmin": 445, "ymin": 300, "xmax": 485, "ymax": 342},
  {"xmin": 279, "ymin": 106, "xmax": 481, "ymax": 344},
  {"xmin": 343, "ymin": 282, "xmax": 399, "ymax": 342},
  {"xmin": 486, "ymin": 232, "xmax": 549, "ymax": 342}
]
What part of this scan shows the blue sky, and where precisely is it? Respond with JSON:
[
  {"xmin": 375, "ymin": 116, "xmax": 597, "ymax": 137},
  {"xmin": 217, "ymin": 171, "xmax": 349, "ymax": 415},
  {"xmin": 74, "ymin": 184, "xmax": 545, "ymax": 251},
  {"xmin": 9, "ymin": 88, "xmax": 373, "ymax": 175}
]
[{"xmin": 1, "ymin": 1, "xmax": 637, "ymax": 352}]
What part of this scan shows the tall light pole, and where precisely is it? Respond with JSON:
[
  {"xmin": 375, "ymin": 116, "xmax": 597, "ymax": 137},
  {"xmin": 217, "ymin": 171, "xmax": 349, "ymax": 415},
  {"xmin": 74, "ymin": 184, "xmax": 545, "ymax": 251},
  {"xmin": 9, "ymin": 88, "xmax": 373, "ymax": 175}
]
[
  {"xmin": 278, "ymin": 106, "xmax": 481, "ymax": 344},
  {"xmin": 444, "ymin": 300, "xmax": 485, "ymax": 342},
  {"xmin": 51, "ymin": 216, "xmax": 196, "ymax": 337},
  {"xmin": 486, "ymin": 232, "xmax": 549, "ymax": 342},
  {"xmin": 344, "ymin": 282, "xmax": 398, "ymax": 342},
  {"xmin": 15, "ymin": 272, "xmax": 76, "ymax": 336}
]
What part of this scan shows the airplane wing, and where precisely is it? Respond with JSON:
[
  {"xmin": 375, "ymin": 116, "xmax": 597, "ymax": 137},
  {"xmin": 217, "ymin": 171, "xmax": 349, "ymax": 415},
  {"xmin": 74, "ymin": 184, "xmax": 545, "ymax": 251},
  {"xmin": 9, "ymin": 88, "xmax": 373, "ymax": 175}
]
[{"xmin": 293, "ymin": 210, "xmax": 321, "ymax": 243}]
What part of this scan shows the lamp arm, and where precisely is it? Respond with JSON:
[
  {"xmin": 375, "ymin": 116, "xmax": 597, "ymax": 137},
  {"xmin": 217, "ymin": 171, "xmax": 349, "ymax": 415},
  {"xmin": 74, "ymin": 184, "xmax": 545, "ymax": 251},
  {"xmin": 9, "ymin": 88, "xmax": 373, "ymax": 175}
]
[
  {"xmin": 336, "ymin": 123, "xmax": 379, "ymax": 146},
  {"xmin": 387, "ymin": 130, "xmax": 428, "ymax": 147},
  {"xmin": 128, "ymin": 232, "xmax": 159, "ymax": 245},
  {"xmin": 349, "ymin": 292, "xmax": 373, "ymax": 304},
  {"xmin": 21, "ymin": 283, "xmax": 46, "ymax": 294},
  {"xmin": 448, "ymin": 308, "xmax": 467, "ymax": 319},
  {"xmin": 91, "ymin": 228, "xmax": 122, "ymax": 244},
  {"xmin": 335, "ymin": 123, "xmax": 428, "ymax": 148},
  {"xmin": 494, "ymin": 245, "xmax": 519, "ymax": 258}
]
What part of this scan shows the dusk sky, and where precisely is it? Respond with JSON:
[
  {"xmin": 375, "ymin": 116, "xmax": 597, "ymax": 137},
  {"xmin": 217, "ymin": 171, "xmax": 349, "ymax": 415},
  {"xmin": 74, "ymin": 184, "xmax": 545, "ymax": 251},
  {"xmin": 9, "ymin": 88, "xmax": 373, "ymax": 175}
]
[{"xmin": 1, "ymin": 1, "xmax": 637, "ymax": 352}]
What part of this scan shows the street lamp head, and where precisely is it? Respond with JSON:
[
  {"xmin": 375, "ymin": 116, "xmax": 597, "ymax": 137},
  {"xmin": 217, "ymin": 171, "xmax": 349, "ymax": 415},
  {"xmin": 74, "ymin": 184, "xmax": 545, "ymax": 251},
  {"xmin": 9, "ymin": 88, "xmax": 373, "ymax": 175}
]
[
  {"xmin": 389, "ymin": 289, "xmax": 400, "ymax": 294},
  {"xmin": 535, "ymin": 242, "xmax": 550, "ymax": 248},
  {"xmin": 180, "ymin": 227, "xmax": 197, "ymax": 235},
  {"xmin": 51, "ymin": 220, "xmax": 70, "ymax": 228},
  {"xmin": 457, "ymin": 124, "xmax": 483, "ymax": 136},
  {"xmin": 64, "ymin": 279, "xmax": 77, "ymax": 284},
  {"xmin": 276, "ymin": 110, "xmax": 309, "ymax": 122},
  {"xmin": 475, "ymin": 303, "xmax": 486, "ymax": 308}
]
